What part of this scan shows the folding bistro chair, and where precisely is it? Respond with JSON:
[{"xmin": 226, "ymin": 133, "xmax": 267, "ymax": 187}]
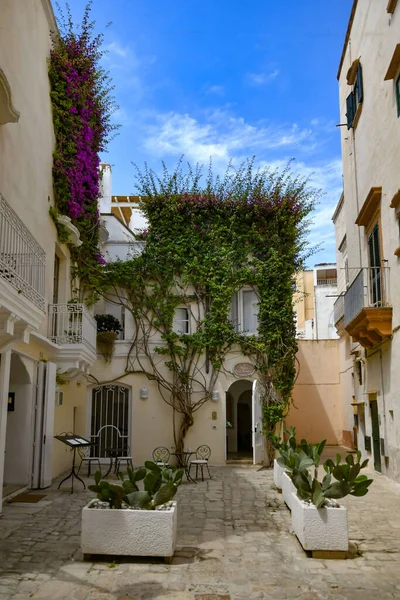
[
  {"xmin": 188, "ymin": 445, "xmax": 212, "ymax": 481},
  {"xmin": 152, "ymin": 446, "xmax": 170, "ymax": 467}
]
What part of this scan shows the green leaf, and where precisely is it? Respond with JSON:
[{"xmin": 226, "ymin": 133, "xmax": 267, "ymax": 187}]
[
  {"xmin": 144, "ymin": 470, "xmax": 162, "ymax": 494},
  {"xmin": 152, "ymin": 482, "xmax": 177, "ymax": 507},
  {"xmin": 144, "ymin": 461, "xmax": 162, "ymax": 473},
  {"xmin": 346, "ymin": 454, "xmax": 354, "ymax": 466},
  {"xmin": 126, "ymin": 490, "xmax": 151, "ymax": 509},
  {"xmin": 311, "ymin": 480, "xmax": 325, "ymax": 508},
  {"xmin": 133, "ymin": 467, "xmax": 147, "ymax": 482},
  {"xmin": 94, "ymin": 471, "xmax": 102, "ymax": 485}
]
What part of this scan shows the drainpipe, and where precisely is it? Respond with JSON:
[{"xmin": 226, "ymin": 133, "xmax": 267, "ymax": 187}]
[{"xmin": 313, "ymin": 290, "xmax": 319, "ymax": 340}]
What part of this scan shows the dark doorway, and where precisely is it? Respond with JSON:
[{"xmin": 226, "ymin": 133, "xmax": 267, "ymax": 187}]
[
  {"xmin": 370, "ymin": 400, "xmax": 382, "ymax": 473},
  {"xmin": 237, "ymin": 402, "xmax": 251, "ymax": 452}
]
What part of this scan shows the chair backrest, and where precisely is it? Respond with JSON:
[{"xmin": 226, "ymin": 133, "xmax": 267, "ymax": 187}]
[
  {"xmin": 77, "ymin": 445, "xmax": 91, "ymax": 459},
  {"xmin": 91, "ymin": 424, "xmax": 129, "ymax": 457},
  {"xmin": 196, "ymin": 445, "xmax": 211, "ymax": 460},
  {"xmin": 152, "ymin": 446, "xmax": 170, "ymax": 463}
]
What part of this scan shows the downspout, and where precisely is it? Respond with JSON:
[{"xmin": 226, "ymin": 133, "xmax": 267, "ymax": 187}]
[{"xmin": 313, "ymin": 289, "xmax": 319, "ymax": 340}]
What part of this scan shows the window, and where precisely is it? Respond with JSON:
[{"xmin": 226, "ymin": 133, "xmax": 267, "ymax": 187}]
[
  {"xmin": 396, "ymin": 74, "xmax": 400, "ymax": 117},
  {"xmin": 230, "ymin": 288, "xmax": 259, "ymax": 335},
  {"xmin": 173, "ymin": 307, "xmax": 190, "ymax": 335},
  {"xmin": 368, "ymin": 223, "xmax": 382, "ymax": 305},
  {"xmin": 346, "ymin": 63, "xmax": 363, "ymax": 129},
  {"xmin": 91, "ymin": 385, "xmax": 130, "ymax": 458}
]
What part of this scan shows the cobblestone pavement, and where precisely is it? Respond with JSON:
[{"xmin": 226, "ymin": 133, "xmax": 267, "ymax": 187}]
[{"xmin": 0, "ymin": 464, "xmax": 400, "ymax": 600}]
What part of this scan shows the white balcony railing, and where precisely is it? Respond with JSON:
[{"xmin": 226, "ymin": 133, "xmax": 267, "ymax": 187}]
[
  {"xmin": 0, "ymin": 193, "xmax": 46, "ymax": 310},
  {"xmin": 48, "ymin": 303, "xmax": 97, "ymax": 354},
  {"xmin": 343, "ymin": 267, "xmax": 390, "ymax": 327},
  {"xmin": 316, "ymin": 278, "xmax": 337, "ymax": 287}
]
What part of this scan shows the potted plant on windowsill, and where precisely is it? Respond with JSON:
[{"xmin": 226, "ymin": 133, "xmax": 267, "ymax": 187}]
[
  {"xmin": 94, "ymin": 314, "xmax": 122, "ymax": 362},
  {"xmin": 290, "ymin": 451, "xmax": 372, "ymax": 556},
  {"xmin": 82, "ymin": 461, "xmax": 184, "ymax": 560}
]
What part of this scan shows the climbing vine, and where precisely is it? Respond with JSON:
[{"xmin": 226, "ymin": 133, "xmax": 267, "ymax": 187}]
[
  {"xmin": 99, "ymin": 159, "xmax": 318, "ymax": 455},
  {"xmin": 48, "ymin": 2, "xmax": 118, "ymax": 302}
]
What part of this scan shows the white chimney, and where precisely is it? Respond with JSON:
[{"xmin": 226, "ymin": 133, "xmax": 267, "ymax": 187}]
[{"xmin": 99, "ymin": 163, "xmax": 112, "ymax": 213}]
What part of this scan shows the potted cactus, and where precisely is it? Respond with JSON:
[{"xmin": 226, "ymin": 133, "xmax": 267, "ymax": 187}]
[
  {"xmin": 290, "ymin": 451, "xmax": 372, "ymax": 555},
  {"xmin": 269, "ymin": 427, "xmax": 297, "ymax": 490},
  {"xmin": 81, "ymin": 461, "xmax": 183, "ymax": 560}
]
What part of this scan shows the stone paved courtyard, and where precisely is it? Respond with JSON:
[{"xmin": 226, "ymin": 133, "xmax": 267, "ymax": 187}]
[{"xmin": 0, "ymin": 464, "xmax": 400, "ymax": 599}]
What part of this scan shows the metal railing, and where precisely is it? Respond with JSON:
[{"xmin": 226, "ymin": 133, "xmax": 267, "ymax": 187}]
[
  {"xmin": 343, "ymin": 267, "xmax": 390, "ymax": 327},
  {"xmin": 316, "ymin": 278, "xmax": 337, "ymax": 287},
  {"xmin": 333, "ymin": 294, "xmax": 344, "ymax": 324},
  {"xmin": 0, "ymin": 193, "xmax": 46, "ymax": 310},
  {"xmin": 48, "ymin": 303, "xmax": 97, "ymax": 354}
]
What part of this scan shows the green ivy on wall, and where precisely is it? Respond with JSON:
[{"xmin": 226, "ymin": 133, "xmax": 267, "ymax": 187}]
[{"xmin": 98, "ymin": 159, "xmax": 318, "ymax": 453}]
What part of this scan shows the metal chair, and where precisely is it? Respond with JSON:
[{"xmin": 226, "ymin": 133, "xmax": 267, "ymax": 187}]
[
  {"xmin": 188, "ymin": 445, "xmax": 212, "ymax": 481},
  {"xmin": 152, "ymin": 446, "xmax": 170, "ymax": 467},
  {"xmin": 77, "ymin": 445, "xmax": 101, "ymax": 477},
  {"xmin": 89, "ymin": 425, "xmax": 133, "ymax": 477}
]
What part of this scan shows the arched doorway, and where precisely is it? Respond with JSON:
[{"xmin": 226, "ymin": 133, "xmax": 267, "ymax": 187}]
[
  {"xmin": 226, "ymin": 379, "xmax": 253, "ymax": 460},
  {"xmin": 4, "ymin": 354, "xmax": 34, "ymax": 492}
]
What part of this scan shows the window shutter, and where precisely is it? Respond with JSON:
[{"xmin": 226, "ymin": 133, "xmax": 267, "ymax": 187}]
[
  {"xmin": 396, "ymin": 74, "xmax": 400, "ymax": 117},
  {"xmin": 346, "ymin": 92, "xmax": 355, "ymax": 129},
  {"xmin": 356, "ymin": 63, "xmax": 363, "ymax": 104}
]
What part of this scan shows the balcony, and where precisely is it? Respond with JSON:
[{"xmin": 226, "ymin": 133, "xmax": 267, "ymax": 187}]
[
  {"xmin": 0, "ymin": 193, "xmax": 46, "ymax": 349},
  {"xmin": 48, "ymin": 304, "xmax": 97, "ymax": 374},
  {"xmin": 343, "ymin": 267, "xmax": 392, "ymax": 348},
  {"xmin": 317, "ymin": 278, "xmax": 337, "ymax": 287},
  {"xmin": 333, "ymin": 294, "xmax": 344, "ymax": 325}
]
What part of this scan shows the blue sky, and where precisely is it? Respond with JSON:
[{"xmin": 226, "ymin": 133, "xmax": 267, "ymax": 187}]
[{"xmin": 58, "ymin": 0, "xmax": 353, "ymax": 265}]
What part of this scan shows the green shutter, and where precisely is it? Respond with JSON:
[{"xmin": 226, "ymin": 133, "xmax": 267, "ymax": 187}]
[
  {"xmin": 396, "ymin": 74, "xmax": 400, "ymax": 117},
  {"xmin": 346, "ymin": 92, "xmax": 355, "ymax": 129},
  {"xmin": 356, "ymin": 63, "xmax": 363, "ymax": 104}
]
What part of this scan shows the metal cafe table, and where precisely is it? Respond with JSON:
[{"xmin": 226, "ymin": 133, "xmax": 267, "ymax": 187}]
[
  {"xmin": 170, "ymin": 451, "xmax": 196, "ymax": 483},
  {"xmin": 54, "ymin": 434, "xmax": 92, "ymax": 493}
]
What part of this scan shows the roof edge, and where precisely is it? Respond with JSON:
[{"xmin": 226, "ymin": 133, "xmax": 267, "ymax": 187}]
[
  {"xmin": 40, "ymin": 0, "xmax": 58, "ymax": 35},
  {"xmin": 337, "ymin": 0, "xmax": 359, "ymax": 81}
]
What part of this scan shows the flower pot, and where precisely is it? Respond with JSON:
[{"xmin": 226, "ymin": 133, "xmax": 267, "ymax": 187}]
[
  {"xmin": 273, "ymin": 459, "xmax": 287, "ymax": 491},
  {"xmin": 81, "ymin": 501, "xmax": 178, "ymax": 558},
  {"xmin": 96, "ymin": 331, "xmax": 118, "ymax": 363},
  {"xmin": 291, "ymin": 492, "xmax": 348, "ymax": 552},
  {"xmin": 281, "ymin": 471, "xmax": 296, "ymax": 510}
]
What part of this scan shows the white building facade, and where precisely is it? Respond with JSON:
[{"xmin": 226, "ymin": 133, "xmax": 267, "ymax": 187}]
[{"xmin": 333, "ymin": 0, "xmax": 400, "ymax": 480}]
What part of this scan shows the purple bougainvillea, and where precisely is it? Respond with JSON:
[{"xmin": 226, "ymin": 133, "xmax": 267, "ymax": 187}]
[{"xmin": 49, "ymin": 3, "xmax": 118, "ymax": 274}]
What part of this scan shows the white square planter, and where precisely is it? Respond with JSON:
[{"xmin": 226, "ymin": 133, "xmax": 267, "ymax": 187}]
[
  {"xmin": 281, "ymin": 471, "xmax": 296, "ymax": 510},
  {"xmin": 81, "ymin": 501, "xmax": 178, "ymax": 558},
  {"xmin": 273, "ymin": 459, "xmax": 286, "ymax": 491},
  {"xmin": 291, "ymin": 492, "xmax": 348, "ymax": 552}
]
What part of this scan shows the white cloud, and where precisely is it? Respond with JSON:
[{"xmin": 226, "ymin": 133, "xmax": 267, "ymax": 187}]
[
  {"xmin": 205, "ymin": 85, "xmax": 225, "ymax": 95},
  {"xmin": 143, "ymin": 110, "xmax": 314, "ymax": 165},
  {"xmin": 248, "ymin": 69, "xmax": 280, "ymax": 85}
]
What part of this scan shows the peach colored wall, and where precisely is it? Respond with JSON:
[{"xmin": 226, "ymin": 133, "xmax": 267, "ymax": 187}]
[{"xmin": 286, "ymin": 340, "xmax": 342, "ymax": 445}]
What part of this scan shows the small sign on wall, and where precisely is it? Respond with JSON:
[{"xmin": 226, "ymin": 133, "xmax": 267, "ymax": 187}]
[
  {"xmin": 7, "ymin": 392, "xmax": 15, "ymax": 412},
  {"xmin": 212, "ymin": 411, "xmax": 217, "ymax": 421},
  {"xmin": 233, "ymin": 362, "xmax": 255, "ymax": 378}
]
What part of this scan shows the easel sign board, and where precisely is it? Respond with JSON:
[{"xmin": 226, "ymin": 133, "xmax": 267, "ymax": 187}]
[{"xmin": 54, "ymin": 435, "xmax": 92, "ymax": 447}]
